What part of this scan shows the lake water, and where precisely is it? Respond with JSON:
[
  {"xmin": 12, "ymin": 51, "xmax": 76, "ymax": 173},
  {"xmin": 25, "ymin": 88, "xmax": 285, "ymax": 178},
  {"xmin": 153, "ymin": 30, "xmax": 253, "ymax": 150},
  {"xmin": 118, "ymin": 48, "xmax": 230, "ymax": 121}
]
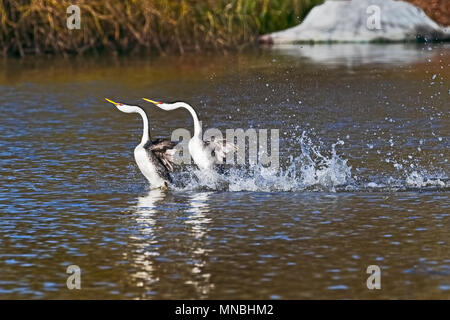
[{"xmin": 0, "ymin": 43, "xmax": 448, "ymax": 299}]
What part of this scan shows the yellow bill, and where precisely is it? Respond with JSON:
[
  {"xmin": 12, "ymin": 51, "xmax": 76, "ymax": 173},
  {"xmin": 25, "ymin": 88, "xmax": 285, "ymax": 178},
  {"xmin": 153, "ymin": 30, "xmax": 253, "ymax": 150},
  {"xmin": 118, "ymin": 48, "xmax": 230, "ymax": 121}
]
[
  {"xmin": 142, "ymin": 98, "xmax": 161, "ymax": 105},
  {"xmin": 105, "ymin": 98, "xmax": 118, "ymax": 105}
]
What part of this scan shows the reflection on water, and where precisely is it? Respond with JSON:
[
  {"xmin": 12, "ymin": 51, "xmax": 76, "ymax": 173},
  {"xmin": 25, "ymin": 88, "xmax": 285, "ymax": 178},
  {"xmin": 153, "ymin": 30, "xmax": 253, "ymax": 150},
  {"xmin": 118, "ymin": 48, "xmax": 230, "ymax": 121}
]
[
  {"xmin": 271, "ymin": 43, "xmax": 437, "ymax": 66},
  {"xmin": 0, "ymin": 43, "xmax": 448, "ymax": 299},
  {"xmin": 184, "ymin": 192, "xmax": 213, "ymax": 297},
  {"xmin": 126, "ymin": 191, "xmax": 214, "ymax": 298},
  {"xmin": 128, "ymin": 189, "xmax": 166, "ymax": 292}
]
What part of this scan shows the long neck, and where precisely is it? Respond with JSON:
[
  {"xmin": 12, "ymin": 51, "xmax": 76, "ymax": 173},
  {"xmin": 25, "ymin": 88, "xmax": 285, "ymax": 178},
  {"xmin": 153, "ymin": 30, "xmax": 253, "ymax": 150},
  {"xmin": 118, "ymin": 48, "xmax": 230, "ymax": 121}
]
[
  {"xmin": 183, "ymin": 103, "xmax": 201, "ymax": 138},
  {"xmin": 136, "ymin": 107, "xmax": 151, "ymax": 145}
]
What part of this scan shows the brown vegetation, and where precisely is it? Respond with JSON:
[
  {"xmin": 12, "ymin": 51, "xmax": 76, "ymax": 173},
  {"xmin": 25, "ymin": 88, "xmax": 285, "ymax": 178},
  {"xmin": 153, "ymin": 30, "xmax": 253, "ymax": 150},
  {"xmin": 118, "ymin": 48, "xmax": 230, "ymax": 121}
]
[{"xmin": 0, "ymin": 0, "xmax": 322, "ymax": 56}]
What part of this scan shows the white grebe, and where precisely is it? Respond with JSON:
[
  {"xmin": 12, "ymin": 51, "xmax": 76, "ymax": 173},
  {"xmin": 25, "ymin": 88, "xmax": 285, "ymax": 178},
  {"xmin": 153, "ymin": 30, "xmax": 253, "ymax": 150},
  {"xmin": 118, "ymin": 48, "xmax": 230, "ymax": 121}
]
[
  {"xmin": 142, "ymin": 98, "xmax": 236, "ymax": 171},
  {"xmin": 105, "ymin": 98, "xmax": 177, "ymax": 189}
]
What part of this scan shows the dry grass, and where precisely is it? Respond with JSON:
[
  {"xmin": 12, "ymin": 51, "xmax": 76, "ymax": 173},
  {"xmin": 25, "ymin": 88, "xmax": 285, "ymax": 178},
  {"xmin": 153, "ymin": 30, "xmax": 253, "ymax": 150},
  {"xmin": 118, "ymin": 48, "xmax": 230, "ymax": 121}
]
[{"xmin": 0, "ymin": 0, "xmax": 323, "ymax": 56}]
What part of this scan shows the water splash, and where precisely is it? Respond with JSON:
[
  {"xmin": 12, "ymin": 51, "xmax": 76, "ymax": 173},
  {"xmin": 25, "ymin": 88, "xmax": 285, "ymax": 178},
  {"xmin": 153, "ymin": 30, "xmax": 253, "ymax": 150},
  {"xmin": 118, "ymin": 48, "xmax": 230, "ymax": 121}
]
[
  {"xmin": 112, "ymin": 129, "xmax": 449, "ymax": 194},
  {"xmin": 165, "ymin": 129, "xmax": 450, "ymax": 193},
  {"xmin": 405, "ymin": 170, "xmax": 446, "ymax": 189},
  {"xmin": 171, "ymin": 131, "xmax": 353, "ymax": 192}
]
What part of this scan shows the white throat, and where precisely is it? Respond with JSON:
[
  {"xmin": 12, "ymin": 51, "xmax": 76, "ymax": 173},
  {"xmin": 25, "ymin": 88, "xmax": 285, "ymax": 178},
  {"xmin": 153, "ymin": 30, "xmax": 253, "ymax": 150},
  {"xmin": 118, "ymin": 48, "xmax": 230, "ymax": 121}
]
[
  {"xmin": 181, "ymin": 103, "xmax": 202, "ymax": 138},
  {"xmin": 135, "ymin": 107, "xmax": 150, "ymax": 145}
]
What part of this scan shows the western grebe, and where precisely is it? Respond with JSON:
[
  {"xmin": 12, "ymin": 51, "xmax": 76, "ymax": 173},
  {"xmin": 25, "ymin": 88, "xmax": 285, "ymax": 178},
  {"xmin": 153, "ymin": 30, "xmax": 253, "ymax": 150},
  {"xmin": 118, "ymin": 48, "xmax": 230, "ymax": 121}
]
[
  {"xmin": 105, "ymin": 98, "xmax": 177, "ymax": 189},
  {"xmin": 142, "ymin": 98, "xmax": 236, "ymax": 171}
]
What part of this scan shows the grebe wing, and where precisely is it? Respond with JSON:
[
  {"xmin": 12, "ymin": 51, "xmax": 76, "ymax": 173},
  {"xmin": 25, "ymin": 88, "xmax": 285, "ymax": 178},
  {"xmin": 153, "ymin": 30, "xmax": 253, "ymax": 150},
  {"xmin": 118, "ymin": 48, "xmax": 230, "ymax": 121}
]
[
  {"xmin": 204, "ymin": 137, "xmax": 238, "ymax": 163},
  {"xmin": 149, "ymin": 138, "xmax": 178, "ymax": 172}
]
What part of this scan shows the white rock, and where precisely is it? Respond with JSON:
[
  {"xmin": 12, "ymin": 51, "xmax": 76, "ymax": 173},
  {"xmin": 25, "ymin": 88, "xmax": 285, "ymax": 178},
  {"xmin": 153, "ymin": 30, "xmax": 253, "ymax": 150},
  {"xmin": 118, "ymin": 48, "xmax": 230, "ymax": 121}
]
[{"xmin": 259, "ymin": 0, "xmax": 450, "ymax": 44}]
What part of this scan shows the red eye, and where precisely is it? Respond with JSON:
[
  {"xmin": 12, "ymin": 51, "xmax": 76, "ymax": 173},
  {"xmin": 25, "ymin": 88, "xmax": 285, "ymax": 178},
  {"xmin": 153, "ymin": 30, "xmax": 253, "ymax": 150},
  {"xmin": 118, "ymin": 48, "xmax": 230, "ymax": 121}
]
[{"xmin": 119, "ymin": 103, "xmax": 123, "ymax": 106}]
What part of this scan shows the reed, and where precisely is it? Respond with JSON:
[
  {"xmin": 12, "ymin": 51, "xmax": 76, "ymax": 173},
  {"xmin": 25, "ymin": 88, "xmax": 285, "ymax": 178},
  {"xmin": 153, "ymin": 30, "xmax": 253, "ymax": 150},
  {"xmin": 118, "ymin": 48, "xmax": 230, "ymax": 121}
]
[{"xmin": 0, "ymin": 0, "xmax": 323, "ymax": 56}]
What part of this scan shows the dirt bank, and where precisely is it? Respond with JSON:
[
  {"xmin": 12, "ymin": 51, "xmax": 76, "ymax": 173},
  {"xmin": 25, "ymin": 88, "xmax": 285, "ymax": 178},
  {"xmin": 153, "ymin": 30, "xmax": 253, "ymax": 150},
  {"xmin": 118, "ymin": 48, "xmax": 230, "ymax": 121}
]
[{"xmin": 404, "ymin": 0, "xmax": 449, "ymax": 26}]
